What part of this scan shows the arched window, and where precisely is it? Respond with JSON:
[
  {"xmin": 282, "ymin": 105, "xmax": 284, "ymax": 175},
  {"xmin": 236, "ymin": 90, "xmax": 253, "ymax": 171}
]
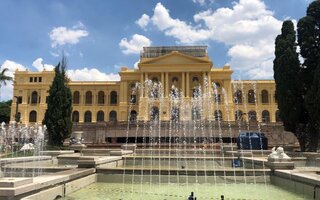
[
  {"xmin": 16, "ymin": 112, "xmax": 21, "ymax": 122},
  {"xmin": 192, "ymin": 107, "xmax": 201, "ymax": 120},
  {"xmin": 84, "ymin": 111, "xmax": 92, "ymax": 122},
  {"xmin": 261, "ymin": 90, "xmax": 269, "ymax": 104},
  {"xmin": 152, "ymin": 77, "xmax": 159, "ymax": 83},
  {"xmin": 130, "ymin": 83, "xmax": 136, "ymax": 90},
  {"xmin": 214, "ymin": 82, "xmax": 221, "ymax": 88},
  {"xmin": 274, "ymin": 92, "xmax": 278, "ymax": 103},
  {"xmin": 109, "ymin": 111, "xmax": 117, "ymax": 122},
  {"xmin": 276, "ymin": 110, "xmax": 282, "ymax": 122},
  {"xmin": 235, "ymin": 110, "xmax": 243, "ymax": 121},
  {"xmin": 262, "ymin": 110, "xmax": 270, "ymax": 122},
  {"xmin": 192, "ymin": 76, "xmax": 199, "ymax": 83},
  {"xmin": 85, "ymin": 91, "xmax": 92, "ymax": 104},
  {"xmin": 214, "ymin": 110, "xmax": 223, "ymax": 121},
  {"xmin": 72, "ymin": 111, "xmax": 79, "ymax": 122},
  {"xmin": 171, "ymin": 107, "xmax": 180, "ymax": 121},
  {"xmin": 31, "ymin": 91, "xmax": 38, "ymax": 104},
  {"xmin": 130, "ymin": 110, "xmax": 137, "ymax": 122},
  {"xmin": 172, "ymin": 77, "xmax": 178, "ymax": 83},
  {"xmin": 192, "ymin": 89, "xmax": 200, "ymax": 98},
  {"xmin": 234, "ymin": 90, "xmax": 242, "ymax": 104},
  {"xmin": 110, "ymin": 91, "xmax": 118, "ymax": 105},
  {"xmin": 171, "ymin": 77, "xmax": 179, "ymax": 87},
  {"xmin": 248, "ymin": 110, "xmax": 257, "ymax": 121},
  {"xmin": 97, "ymin": 110, "xmax": 104, "ymax": 122},
  {"xmin": 73, "ymin": 91, "xmax": 80, "ymax": 104},
  {"xmin": 150, "ymin": 106, "xmax": 159, "ymax": 121},
  {"xmin": 29, "ymin": 110, "xmax": 37, "ymax": 122},
  {"xmin": 130, "ymin": 95, "xmax": 137, "ymax": 104},
  {"xmin": 150, "ymin": 77, "xmax": 160, "ymax": 98},
  {"xmin": 213, "ymin": 94, "xmax": 221, "ymax": 103},
  {"xmin": 98, "ymin": 91, "xmax": 105, "ymax": 105},
  {"xmin": 248, "ymin": 89, "xmax": 255, "ymax": 104}
]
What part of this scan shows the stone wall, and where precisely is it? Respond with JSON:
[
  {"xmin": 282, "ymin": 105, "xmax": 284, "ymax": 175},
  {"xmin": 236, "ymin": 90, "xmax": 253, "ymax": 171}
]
[{"xmin": 72, "ymin": 121, "xmax": 298, "ymax": 147}]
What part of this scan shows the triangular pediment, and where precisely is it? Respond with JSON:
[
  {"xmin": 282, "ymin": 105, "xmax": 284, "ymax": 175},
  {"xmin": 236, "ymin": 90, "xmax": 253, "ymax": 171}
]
[{"xmin": 139, "ymin": 51, "xmax": 212, "ymax": 66}]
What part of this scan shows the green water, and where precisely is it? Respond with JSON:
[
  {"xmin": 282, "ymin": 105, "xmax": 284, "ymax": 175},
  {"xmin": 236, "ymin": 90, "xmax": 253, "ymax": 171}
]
[{"xmin": 64, "ymin": 182, "xmax": 307, "ymax": 200}]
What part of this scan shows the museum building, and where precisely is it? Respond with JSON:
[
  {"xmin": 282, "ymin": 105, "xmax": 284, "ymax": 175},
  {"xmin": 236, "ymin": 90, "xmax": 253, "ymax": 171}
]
[{"xmin": 9, "ymin": 46, "xmax": 282, "ymax": 143}]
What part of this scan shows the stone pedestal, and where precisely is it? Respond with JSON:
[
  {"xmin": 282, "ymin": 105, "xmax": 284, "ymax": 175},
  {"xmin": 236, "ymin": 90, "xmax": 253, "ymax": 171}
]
[
  {"xmin": 69, "ymin": 144, "xmax": 87, "ymax": 152},
  {"xmin": 266, "ymin": 159, "xmax": 294, "ymax": 170},
  {"xmin": 267, "ymin": 147, "xmax": 295, "ymax": 170},
  {"xmin": 121, "ymin": 144, "xmax": 136, "ymax": 152},
  {"xmin": 72, "ymin": 131, "xmax": 84, "ymax": 141}
]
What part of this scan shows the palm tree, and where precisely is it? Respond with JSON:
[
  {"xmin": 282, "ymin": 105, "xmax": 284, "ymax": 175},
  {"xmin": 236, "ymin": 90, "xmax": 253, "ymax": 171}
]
[
  {"xmin": 0, "ymin": 66, "xmax": 13, "ymax": 101},
  {"xmin": 0, "ymin": 67, "xmax": 12, "ymax": 87}
]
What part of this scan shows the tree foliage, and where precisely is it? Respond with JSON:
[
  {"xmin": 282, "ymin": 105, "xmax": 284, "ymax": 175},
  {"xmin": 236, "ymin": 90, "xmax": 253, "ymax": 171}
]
[
  {"xmin": 273, "ymin": 20, "xmax": 307, "ymax": 149},
  {"xmin": 274, "ymin": 1, "xmax": 320, "ymax": 151},
  {"xmin": 0, "ymin": 67, "xmax": 13, "ymax": 87},
  {"xmin": 0, "ymin": 100, "xmax": 12, "ymax": 123},
  {"xmin": 43, "ymin": 57, "xmax": 73, "ymax": 147},
  {"xmin": 298, "ymin": 0, "xmax": 320, "ymax": 151}
]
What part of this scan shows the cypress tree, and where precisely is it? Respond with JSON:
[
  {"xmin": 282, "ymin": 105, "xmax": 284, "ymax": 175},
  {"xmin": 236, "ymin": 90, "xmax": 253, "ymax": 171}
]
[
  {"xmin": 44, "ymin": 57, "xmax": 73, "ymax": 147},
  {"xmin": 298, "ymin": 0, "xmax": 320, "ymax": 151},
  {"xmin": 273, "ymin": 20, "xmax": 307, "ymax": 150}
]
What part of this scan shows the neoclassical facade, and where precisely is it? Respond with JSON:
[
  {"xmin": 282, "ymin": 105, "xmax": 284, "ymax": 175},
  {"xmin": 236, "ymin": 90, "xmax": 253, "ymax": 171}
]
[{"xmin": 10, "ymin": 46, "xmax": 280, "ymax": 125}]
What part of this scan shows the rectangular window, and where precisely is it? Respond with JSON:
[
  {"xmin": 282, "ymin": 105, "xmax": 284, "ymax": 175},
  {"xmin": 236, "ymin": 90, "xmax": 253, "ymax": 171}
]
[
  {"xmin": 17, "ymin": 96, "xmax": 22, "ymax": 103},
  {"xmin": 39, "ymin": 77, "xmax": 42, "ymax": 82},
  {"xmin": 29, "ymin": 77, "xmax": 33, "ymax": 82},
  {"xmin": 34, "ymin": 77, "xmax": 38, "ymax": 82}
]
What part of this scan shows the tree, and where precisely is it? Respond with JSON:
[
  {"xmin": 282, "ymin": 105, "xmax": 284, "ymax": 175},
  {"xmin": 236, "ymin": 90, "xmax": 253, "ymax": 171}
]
[
  {"xmin": 273, "ymin": 20, "xmax": 308, "ymax": 150},
  {"xmin": 298, "ymin": 0, "xmax": 320, "ymax": 151},
  {"xmin": 43, "ymin": 57, "xmax": 73, "ymax": 147},
  {"xmin": 274, "ymin": 1, "xmax": 320, "ymax": 151},
  {"xmin": 0, "ymin": 67, "xmax": 13, "ymax": 101},
  {"xmin": 0, "ymin": 67, "xmax": 12, "ymax": 87},
  {"xmin": 0, "ymin": 100, "xmax": 12, "ymax": 123}
]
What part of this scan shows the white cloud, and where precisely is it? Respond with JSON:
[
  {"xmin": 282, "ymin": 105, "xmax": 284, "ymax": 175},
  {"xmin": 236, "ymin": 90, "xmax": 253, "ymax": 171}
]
[
  {"xmin": 246, "ymin": 58, "xmax": 274, "ymax": 79},
  {"xmin": 49, "ymin": 23, "xmax": 89, "ymax": 48},
  {"xmin": 32, "ymin": 58, "xmax": 55, "ymax": 71},
  {"xmin": 0, "ymin": 59, "xmax": 121, "ymax": 101},
  {"xmin": 0, "ymin": 60, "xmax": 27, "ymax": 101},
  {"xmin": 134, "ymin": 60, "xmax": 140, "ymax": 69},
  {"xmin": 140, "ymin": 0, "xmax": 282, "ymax": 79},
  {"xmin": 150, "ymin": 3, "xmax": 211, "ymax": 43},
  {"xmin": 136, "ymin": 14, "xmax": 150, "ymax": 29},
  {"xmin": 67, "ymin": 68, "xmax": 120, "ymax": 81},
  {"xmin": 192, "ymin": 0, "xmax": 206, "ymax": 6},
  {"xmin": 119, "ymin": 34, "xmax": 151, "ymax": 55},
  {"xmin": 50, "ymin": 51, "xmax": 60, "ymax": 57},
  {"xmin": 72, "ymin": 21, "xmax": 85, "ymax": 29}
]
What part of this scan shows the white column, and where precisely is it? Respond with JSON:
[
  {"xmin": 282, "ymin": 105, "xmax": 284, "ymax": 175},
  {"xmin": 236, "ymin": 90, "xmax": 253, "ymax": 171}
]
[
  {"xmin": 186, "ymin": 72, "xmax": 190, "ymax": 97},
  {"xmin": 140, "ymin": 73, "xmax": 144, "ymax": 97},
  {"xmin": 165, "ymin": 72, "xmax": 169, "ymax": 97},
  {"xmin": 182, "ymin": 72, "xmax": 185, "ymax": 97}
]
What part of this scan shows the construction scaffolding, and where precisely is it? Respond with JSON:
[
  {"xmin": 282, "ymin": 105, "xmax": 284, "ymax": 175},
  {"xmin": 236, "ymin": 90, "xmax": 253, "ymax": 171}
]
[{"xmin": 140, "ymin": 46, "xmax": 208, "ymax": 58}]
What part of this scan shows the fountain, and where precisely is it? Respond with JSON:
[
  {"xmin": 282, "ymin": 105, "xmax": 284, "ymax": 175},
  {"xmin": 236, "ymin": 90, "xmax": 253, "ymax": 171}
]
[
  {"xmin": 69, "ymin": 78, "xmax": 317, "ymax": 199},
  {"xmin": 0, "ymin": 78, "xmax": 319, "ymax": 200}
]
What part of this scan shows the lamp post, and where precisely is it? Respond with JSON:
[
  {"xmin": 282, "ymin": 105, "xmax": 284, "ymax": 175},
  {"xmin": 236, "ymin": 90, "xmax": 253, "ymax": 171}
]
[{"xmin": 14, "ymin": 96, "xmax": 21, "ymax": 123}]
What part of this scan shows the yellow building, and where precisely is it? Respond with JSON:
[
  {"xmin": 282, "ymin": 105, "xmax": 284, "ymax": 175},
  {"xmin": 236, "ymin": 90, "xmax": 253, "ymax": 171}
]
[{"xmin": 10, "ymin": 46, "xmax": 280, "ymax": 126}]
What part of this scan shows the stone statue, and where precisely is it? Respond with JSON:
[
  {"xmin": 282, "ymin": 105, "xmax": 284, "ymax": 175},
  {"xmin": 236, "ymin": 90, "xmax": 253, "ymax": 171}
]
[{"xmin": 268, "ymin": 146, "xmax": 291, "ymax": 162}]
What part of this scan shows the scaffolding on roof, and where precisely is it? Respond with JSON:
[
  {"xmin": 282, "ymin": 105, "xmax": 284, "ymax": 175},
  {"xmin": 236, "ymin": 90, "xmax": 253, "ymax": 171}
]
[{"xmin": 140, "ymin": 46, "xmax": 208, "ymax": 58}]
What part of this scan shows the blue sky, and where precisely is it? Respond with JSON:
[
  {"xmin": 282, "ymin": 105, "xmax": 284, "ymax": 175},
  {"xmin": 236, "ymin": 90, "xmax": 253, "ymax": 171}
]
[{"xmin": 0, "ymin": 0, "xmax": 312, "ymax": 100}]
